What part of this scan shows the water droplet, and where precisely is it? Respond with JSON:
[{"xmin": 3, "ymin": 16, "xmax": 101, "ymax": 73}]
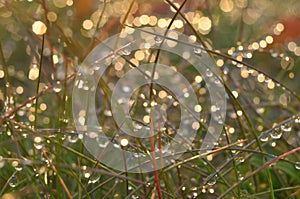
[
  {"xmin": 235, "ymin": 155, "xmax": 245, "ymax": 163},
  {"xmin": 270, "ymin": 49, "xmax": 279, "ymax": 58},
  {"xmin": 34, "ymin": 136, "xmax": 44, "ymax": 150},
  {"xmin": 12, "ymin": 160, "xmax": 23, "ymax": 171},
  {"xmin": 281, "ymin": 56, "xmax": 294, "ymax": 70},
  {"xmin": 207, "ymin": 175, "xmax": 217, "ymax": 186},
  {"xmin": 67, "ymin": 133, "xmax": 79, "ymax": 143},
  {"xmin": 83, "ymin": 171, "xmax": 91, "ymax": 178},
  {"xmin": 53, "ymin": 81, "xmax": 62, "ymax": 93},
  {"xmin": 104, "ymin": 110, "xmax": 112, "ymax": 116},
  {"xmin": 92, "ymin": 64, "xmax": 101, "ymax": 71},
  {"xmin": 154, "ymin": 36, "xmax": 163, "ymax": 44},
  {"xmin": 194, "ymin": 47, "xmax": 202, "ymax": 55},
  {"xmin": 281, "ymin": 122, "xmax": 292, "ymax": 132},
  {"xmin": 205, "ymin": 69, "xmax": 213, "ymax": 77},
  {"xmin": 294, "ymin": 116, "xmax": 300, "ymax": 128},
  {"xmin": 193, "ymin": 192, "xmax": 198, "ymax": 198},
  {"xmin": 238, "ymin": 174, "xmax": 244, "ymax": 181},
  {"xmin": 98, "ymin": 140, "xmax": 109, "ymax": 148},
  {"xmin": 121, "ymin": 48, "xmax": 131, "ymax": 56},
  {"xmin": 270, "ymin": 127, "xmax": 282, "ymax": 139},
  {"xmin": 242, "ymin": 51, "xmax": 253, "ymax": 59},
  {"xmin": 295, "ymin": 162, "xmax": 300, "ymax": 170},
  {"xmin": 133, "ymin": 153, "xmax": 146, "ymax": 158},
  {"xmin": 88, "ymin": 173, "xmax": 101, "ymax": 184},
  {"xmin": 260, "ymin": 134, "xmax": 269, "ymax": 142},
  {"xmin": 60, "ymin": 117, "xmax": 69, "ymax": 124},
  {"xmin": 295, "ymin": 116, "xmax": 300, "ymax": 123},
  {"xmin": 9, "ymin": 175, "xmax": 18, "ymax": 188},
  {"xmin": 214, "ymin": 78, "xmax": 222, "ymax": 86}
]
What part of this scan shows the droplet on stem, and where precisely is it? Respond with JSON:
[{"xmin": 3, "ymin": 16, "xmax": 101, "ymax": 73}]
[
  {"xmin": 34, "ymin": 136, "xmax": 44, "ymax": 150},
  {"xmin": 205, "ymin": 69, "xmax": 213, "ymax": 77},
  {"xmin": 260, "ymin": 134, "xmax": 269, "ymax": 142},
  {"xmin": 67, "ymin": 132, "xmax": 79, "ymax": 143},
  {"xmin": 88, "ymin": 173, "xmax": 101, "ymax": 184},
  {"xmin": 270, "ymin": 127, "xmax": 282, "ymax": 139},
  {"xmin": 281, "ymin": 122, "xmax": 292, "ymax": 132},
  {"xmin": 9, "ymin": 175, "xmax": 18, "ymax": 188},
  {"xmin": 12, "ymin": 160, "xmax": 23, "ymax": 171},
  {"xmin": 194, "ymin": 47, "xmax": 202, "ymax": 55},
  {"xmin": 207, "ymin": 175, "xmax": 217, "ymax": 186},
  {"xmin": 53, "ymin": 81, "xmax": 62, "ymax": 93},
  {"xmin": 154, "ymin": 36, "xmax": 163, "ymax": 44},
  {"xmin": 121, "ymin": 48, "xmax": 131, "ymax": 56}
]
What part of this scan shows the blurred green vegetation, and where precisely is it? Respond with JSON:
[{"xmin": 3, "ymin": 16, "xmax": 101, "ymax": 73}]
[{"xmin": 0, "ymin": 0, "xmax": 300, "ymax": 198}]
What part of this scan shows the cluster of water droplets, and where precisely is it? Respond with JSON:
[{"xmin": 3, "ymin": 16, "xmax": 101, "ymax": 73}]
[{"xmin": 259, "ymin": 115, "xmax": 300, "ymax": 142}]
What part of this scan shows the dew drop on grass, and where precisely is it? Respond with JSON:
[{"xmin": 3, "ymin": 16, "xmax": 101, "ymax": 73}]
[
  {"xmin": 238, "ymin": 174, "xmax": 244, "ymax": 181},
  {"xmin": 67, "ymin": 133, "xmax": 79, "ymax": 143},
  {"xmin": 88, "ymin": 173, "xmax": 101, "ymax": 184},
  {"xmin": 121, "ymin": 48, "xmax": 131, "ymax": 56},
  {"xmin": 270, "ymin": 127, "xmax": 282, "ymax": 139},
  {"xmin": 53, "ymin": 81, "xmax": 62, "ymax": 93},
  {"xmin": 154, "ymin": 36, "xmax": 163, "ymax": 44},
  {"xmin": 260, "ymin": 134, "xmax": 269, "ymax": 142},
  {"xmin": 194, "ymin": 47, "xmax": 202, "ymax": 55},
  {"xmin": 235, "ymin": 155, "xmax": 245, "ymax": 163},
  {"xmin": 104, "ymin": 110, "xmax": 112, "ymax": 116},
  {"xmin": 92, "ymin": 65, "xmax": 101, "ymax": 71},
  {"xmin": 34, "ymin": 136, "xmax": 44, "ymax": 150},
  {"xmin": 205, "ymin": 69, "xmax": 213, "ymax": 77},
  {"xmin": 207, "ymin": 175, "xmax": 217, "ymax": 186},
  {"xmin": 281, "ymin": 122, "xmax": 292, "ymax": 132},
  {"xmin": 193, "ymin": 192, "xmax": 198, "ymax": 197},
  {"xmin": 270, "ymin": 49, "xmax": 279, "ymax": 58},
  {"xmin": 295, "ymin": 162, "xmax": 300, "ymax": 170},
  {"xmin": 9, "ymin": 175, "xmax": 18, "ymax": 188},
  {"xmin": 12, "ymin": 160, "xmax": 23, "ymax": 171},
  {"xmin": 83, "ymin": 171, "xmax": 91, "ymax": 178},
  {"xmin": 98, "ymin": 140, "xmax": 109, "ymax": 148}
]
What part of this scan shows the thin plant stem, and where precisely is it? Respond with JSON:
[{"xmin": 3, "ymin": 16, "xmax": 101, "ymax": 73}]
[
  {"xmin": 218, "ymin": 146, "xmax": 300, "ymax": 198},
  {"xmin": 42, "ymin": 150, "xmax": 73, "ymax": 199},
  {"xmin": 34, "ymin": 34, "xmax": 45, "ymax": 129}
]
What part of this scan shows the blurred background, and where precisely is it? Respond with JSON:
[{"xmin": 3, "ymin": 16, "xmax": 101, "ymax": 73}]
[{"xmin": 0, "ymin": 0, "xmax": 300, "ymax": 198}]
